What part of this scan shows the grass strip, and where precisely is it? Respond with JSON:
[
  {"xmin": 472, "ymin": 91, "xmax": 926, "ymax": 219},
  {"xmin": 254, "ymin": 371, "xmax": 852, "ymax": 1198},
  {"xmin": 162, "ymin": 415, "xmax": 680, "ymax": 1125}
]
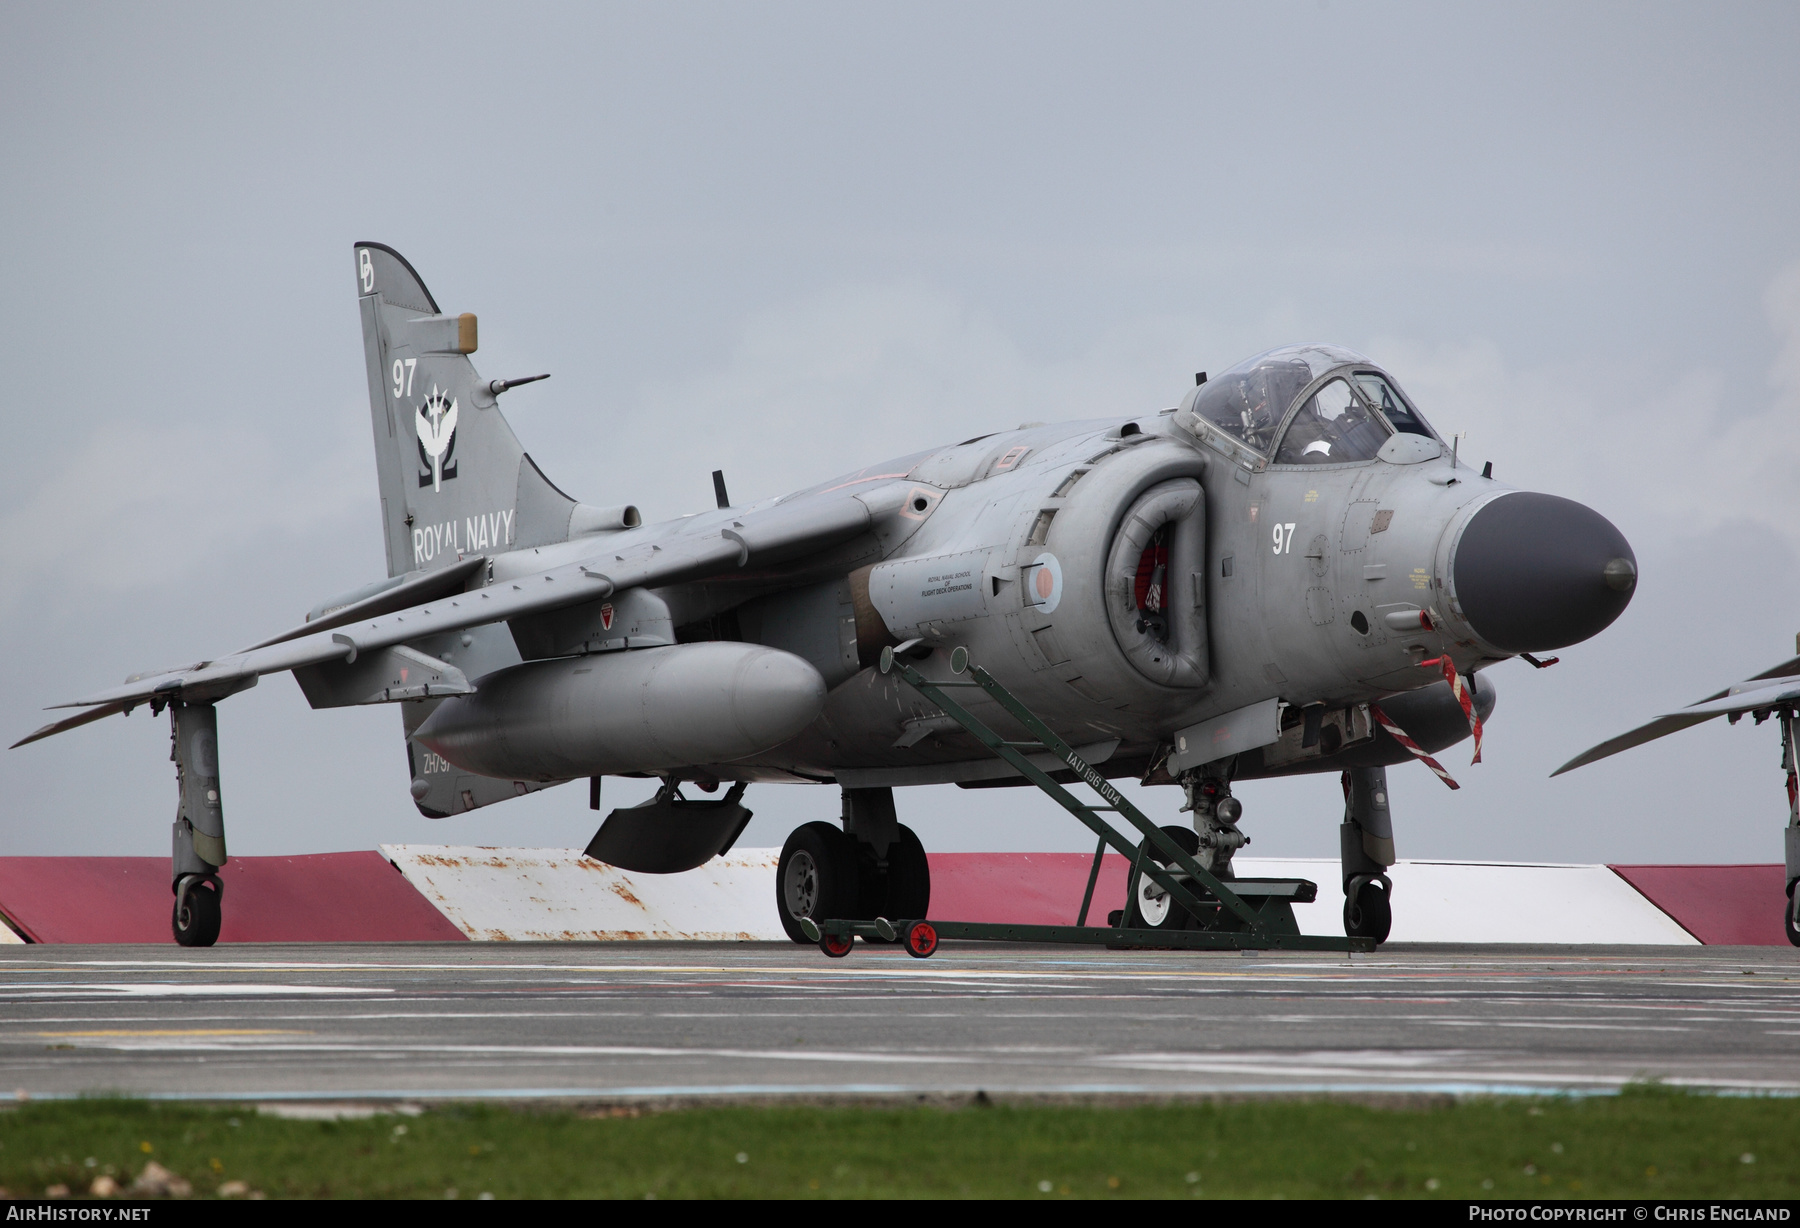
[{"xmin": 0, "ymin": 1087, "xmax": 1794, "ymax": 1200}]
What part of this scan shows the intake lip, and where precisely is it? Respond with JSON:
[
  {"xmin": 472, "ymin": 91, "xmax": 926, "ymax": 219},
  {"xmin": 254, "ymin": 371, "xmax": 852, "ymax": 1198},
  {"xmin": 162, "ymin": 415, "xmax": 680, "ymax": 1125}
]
[{"xmin": 1451, "ymin": 492, "xmax": 1636, "ymax": 653}]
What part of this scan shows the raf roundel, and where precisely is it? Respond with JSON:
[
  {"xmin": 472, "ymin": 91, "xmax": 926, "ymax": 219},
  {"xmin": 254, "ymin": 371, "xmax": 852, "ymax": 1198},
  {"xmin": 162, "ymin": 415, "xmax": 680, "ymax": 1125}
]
[{"xmin": 1025, "ymin": 552, "xmax": 1063, "ymax": 615}]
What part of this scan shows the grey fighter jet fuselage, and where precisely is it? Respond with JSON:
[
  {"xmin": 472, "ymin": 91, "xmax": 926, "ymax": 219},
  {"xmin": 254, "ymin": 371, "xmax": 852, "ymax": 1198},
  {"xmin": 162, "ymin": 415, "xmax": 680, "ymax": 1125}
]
[{"xmin": 14, "ymin": 244, "xmax": 1640, "ymax": 947}]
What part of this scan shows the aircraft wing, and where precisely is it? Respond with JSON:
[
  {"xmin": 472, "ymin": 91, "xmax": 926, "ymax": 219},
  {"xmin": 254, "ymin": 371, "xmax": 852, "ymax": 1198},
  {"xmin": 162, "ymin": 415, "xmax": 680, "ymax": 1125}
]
[
  {"xmin": 237, "ymin": 554, "xmax": 490, "ymax": 652},
  {"xmin": 13, "ymin": 490, "xmax": 877, "ymax": 749},
  {"xmin": 1551, "ymin": 657, "xmax": 1800, "ymax": 776}
]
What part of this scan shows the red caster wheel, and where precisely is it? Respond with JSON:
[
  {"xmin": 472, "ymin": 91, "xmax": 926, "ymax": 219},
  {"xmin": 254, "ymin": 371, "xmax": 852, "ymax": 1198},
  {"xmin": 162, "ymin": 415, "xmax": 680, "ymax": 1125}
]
[
  {"xmin": 903, "ymin": 920, "xmax": 938, "ymax": 959},
  {"xmin": 819, "ymin": 933, "xmax": 854, "ymax": 958}
]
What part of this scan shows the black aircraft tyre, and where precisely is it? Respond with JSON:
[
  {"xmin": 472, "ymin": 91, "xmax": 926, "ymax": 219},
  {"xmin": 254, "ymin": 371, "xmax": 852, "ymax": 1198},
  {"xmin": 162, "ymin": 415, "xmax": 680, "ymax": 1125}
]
[
  {"xmin": 172, "ymin": 880, "xmax": 222, "ymax": 948},
  {"xmin": 1124, "ymin": 826, "xmax": 1202, "ymax": 931},
  {"xmin": 777, "ymin": 822, "xmax": 860, "ymax": 944},
  {"xmin": 1786, "ymin": 880, "xmax": 1800, "ymax": 949},
  {"xmin": 844, "ymin": 823, "xmax": 932, "ymax": 943},
  {"xmin": 1345, "ymin": 877, "xmax": 1393, "ymax": 943},
  {"xmin": 883, "ymin": 824, "xmax": 932, "ymax": 921}
]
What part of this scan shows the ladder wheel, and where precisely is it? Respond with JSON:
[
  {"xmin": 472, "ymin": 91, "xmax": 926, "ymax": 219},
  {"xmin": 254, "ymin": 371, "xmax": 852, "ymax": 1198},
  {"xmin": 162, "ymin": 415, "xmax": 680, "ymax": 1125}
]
[
  {"xmin": 903, "ymin": 920, "xmax": 938, "ymax": 959},
  {"xmin": 819, "ymin": 933, "xmax": 854, "ymax": 958}
]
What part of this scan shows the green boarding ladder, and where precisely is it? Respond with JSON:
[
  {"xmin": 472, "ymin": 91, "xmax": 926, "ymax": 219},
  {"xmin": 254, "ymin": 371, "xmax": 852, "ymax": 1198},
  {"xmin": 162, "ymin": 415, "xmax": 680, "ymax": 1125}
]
[{"xmin": 802, "ymin": 645, "xmax": 1373, "ymax": 957}]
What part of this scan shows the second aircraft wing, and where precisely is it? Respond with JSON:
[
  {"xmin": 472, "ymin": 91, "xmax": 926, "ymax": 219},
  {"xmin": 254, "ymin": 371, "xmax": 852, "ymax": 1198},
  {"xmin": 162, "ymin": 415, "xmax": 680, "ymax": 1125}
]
[{"xmin": 1552, "ymin": 654, "xmax": 1800, "ymax": 776}]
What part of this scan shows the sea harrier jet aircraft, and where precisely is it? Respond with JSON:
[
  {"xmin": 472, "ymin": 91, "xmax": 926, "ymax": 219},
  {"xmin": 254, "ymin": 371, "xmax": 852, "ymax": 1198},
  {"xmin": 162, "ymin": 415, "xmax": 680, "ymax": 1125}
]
[
  {"xmin": 1558, "ymin": 647, "xmax": 1800, "ymax": 944},
  {"xmin": 14, "ymin": 244, "xmax": 1639, "ymax": 946}
]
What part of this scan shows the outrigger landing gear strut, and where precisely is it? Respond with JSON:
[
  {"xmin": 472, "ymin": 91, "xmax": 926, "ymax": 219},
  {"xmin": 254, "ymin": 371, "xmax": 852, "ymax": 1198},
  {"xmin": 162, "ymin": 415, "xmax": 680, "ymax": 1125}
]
[
  {"xmin": 805, "ymin": 648, "xmax": 1372, "ymax": 957},
  {"xmin": 1781, "ymin": 708, "xmax": 1800, "ymax": 947},
  {"xmin": 166, "ymin": 701, "xmax": 227, "ymax": 947}
]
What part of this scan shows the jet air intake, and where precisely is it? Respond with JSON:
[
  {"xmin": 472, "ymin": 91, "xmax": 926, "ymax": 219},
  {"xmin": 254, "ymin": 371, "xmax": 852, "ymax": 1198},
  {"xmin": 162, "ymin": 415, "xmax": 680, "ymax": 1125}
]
[
  {"xmin": 1448, "ymin": 492, "xmax": 1636, "ymax": 653},
  {"xmin": 412, "ymin": 641, "xmax": 828, "ymax": 781}
]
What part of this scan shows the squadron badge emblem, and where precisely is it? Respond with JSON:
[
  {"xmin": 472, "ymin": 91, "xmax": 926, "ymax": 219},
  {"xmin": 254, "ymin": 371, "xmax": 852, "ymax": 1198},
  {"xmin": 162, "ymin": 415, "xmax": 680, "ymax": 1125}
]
[{"xmin": 416, "ymin": 386, "xmax": 459, "ymax": 490}]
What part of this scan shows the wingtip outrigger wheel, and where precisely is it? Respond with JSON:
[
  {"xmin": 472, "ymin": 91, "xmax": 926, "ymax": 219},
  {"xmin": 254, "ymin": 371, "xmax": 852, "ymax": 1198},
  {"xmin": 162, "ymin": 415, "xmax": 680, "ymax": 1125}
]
[{"xmin": 172, "ymin": 874, "xmax": 223, "ymax": 947}]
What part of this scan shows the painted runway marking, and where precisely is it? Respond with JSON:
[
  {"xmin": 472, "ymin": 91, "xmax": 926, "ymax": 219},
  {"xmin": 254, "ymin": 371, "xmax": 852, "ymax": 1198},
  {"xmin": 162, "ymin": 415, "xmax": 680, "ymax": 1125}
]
[
  {"xmin": 17, "ymin": 1038, "xmax": 992, "ymax": 1065},
  {"xmin": 32, "ymin": 1022, "xmax": 309, "ymax": 1029},
  {"xmin": 0, "ymin": 984, "xmax": 392, "ymax": 997}
]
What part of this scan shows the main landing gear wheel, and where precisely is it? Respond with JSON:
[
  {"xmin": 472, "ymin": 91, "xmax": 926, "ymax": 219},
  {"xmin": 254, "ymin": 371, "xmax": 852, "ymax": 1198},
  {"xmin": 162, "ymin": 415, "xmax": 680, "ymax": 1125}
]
[
  {"xmin": 777, "ymin": 822, "xmax": 859, "ymax": 944},
  {"xmin": 1124, "ymin": 826, "xmax": 1202, "ymax": 932},
  {"xmin": 848, "ymin": 822, "xmax": 932, "ymax": 944},
  {"xmin": 172, "ymin": 877, "xmax": 222, "ymax": 948},
  {"xmin": 1344, "ymin": 875, "xmax": 1392, "ymax": 943},
  {"xmin": 903, "ymin": 920, "xmax": 938, "ymax": 959},
  {"xmin": 883, "ymin": 824, "xmax": 931, "ymax": 920},
  {"xmin": 1785, "ymin": 881, "xmax": 1800, "ymax": 949}
]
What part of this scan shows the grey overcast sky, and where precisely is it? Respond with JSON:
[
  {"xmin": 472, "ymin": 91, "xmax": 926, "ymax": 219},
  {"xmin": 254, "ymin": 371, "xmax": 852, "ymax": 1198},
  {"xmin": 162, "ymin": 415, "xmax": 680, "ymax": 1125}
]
[{"xmin": 3, "ymin": 2, "xmax": 1799, "ymax": 866}]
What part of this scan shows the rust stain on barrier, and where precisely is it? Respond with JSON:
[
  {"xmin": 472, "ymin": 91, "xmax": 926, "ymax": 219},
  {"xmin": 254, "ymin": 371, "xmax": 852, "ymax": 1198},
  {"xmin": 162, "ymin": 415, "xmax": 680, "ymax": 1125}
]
[{"xmin": 381, "ymin": 844, "xmax": 789, "ymax": 942}]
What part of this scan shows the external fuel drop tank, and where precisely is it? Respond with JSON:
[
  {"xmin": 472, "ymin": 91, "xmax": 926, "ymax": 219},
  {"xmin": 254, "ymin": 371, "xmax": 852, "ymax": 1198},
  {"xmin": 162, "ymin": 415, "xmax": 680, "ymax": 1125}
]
[{"xmin": 413, "ymin": 641, "xmax": 828, "ymax": 782}]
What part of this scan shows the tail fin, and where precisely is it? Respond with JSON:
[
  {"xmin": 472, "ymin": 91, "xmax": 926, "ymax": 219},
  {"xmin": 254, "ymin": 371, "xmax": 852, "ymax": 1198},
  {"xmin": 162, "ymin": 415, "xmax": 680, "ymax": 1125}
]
[{"xmin": 355, "ymin": 243, "xmax": 590, "ymax": 577}]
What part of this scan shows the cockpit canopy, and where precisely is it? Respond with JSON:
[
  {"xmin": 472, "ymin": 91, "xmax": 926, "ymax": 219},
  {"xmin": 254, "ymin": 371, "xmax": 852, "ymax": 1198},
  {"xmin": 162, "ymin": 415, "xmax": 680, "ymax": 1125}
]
[{"xmin": 1184, "ymin": 344, "xmax": 1437, "ymax": 466}]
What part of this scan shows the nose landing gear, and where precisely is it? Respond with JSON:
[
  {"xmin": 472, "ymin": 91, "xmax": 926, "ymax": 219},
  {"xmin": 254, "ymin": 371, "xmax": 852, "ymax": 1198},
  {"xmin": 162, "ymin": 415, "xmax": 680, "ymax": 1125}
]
[{"xmin": 1181, "ymin": 772, "xmax": 1248, "ymax": 879}]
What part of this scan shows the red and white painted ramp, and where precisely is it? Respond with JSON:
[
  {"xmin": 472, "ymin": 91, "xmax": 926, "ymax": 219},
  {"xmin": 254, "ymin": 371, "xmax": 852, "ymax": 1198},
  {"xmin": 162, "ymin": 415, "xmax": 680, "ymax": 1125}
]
[
  {"xmin": 0, "ymin": 849, "xmax": 1784, "ymax": 945},
  {"xmin": 382, "ymin": 847, "xmax": 1723, "ymax": 946},
  {"xmin": 1238, "ymin": 858, "xmax": 1697, "ymax": 945},
  {"xmin": 0, "ymin": 852, "xmax": 465, "ymax": 944}
]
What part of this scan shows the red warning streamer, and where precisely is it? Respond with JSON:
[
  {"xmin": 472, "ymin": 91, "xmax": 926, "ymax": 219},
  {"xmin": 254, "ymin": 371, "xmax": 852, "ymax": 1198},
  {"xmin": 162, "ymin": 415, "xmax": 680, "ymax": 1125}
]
[
  {"xmin": 1369, "ymin": 702, "xmax": 1460, "ymax": 791},
  {"xmin": 1421, "ymin": 655, "xmax": 1482, "ymax": 764}
]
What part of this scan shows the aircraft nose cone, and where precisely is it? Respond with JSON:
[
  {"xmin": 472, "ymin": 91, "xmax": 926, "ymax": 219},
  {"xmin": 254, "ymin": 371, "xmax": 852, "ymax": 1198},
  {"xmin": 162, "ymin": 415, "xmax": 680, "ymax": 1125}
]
[{"xmin": 1451, "ymin": 492, "xmax": 1636, "ymax": 653}]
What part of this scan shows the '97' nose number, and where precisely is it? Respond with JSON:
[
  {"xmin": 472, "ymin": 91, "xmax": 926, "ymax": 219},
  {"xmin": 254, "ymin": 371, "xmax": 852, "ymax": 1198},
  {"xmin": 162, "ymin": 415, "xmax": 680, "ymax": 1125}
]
[{"xmin": 1272, "ymin": 523, "xmax": 1297, "ymax": 554}]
